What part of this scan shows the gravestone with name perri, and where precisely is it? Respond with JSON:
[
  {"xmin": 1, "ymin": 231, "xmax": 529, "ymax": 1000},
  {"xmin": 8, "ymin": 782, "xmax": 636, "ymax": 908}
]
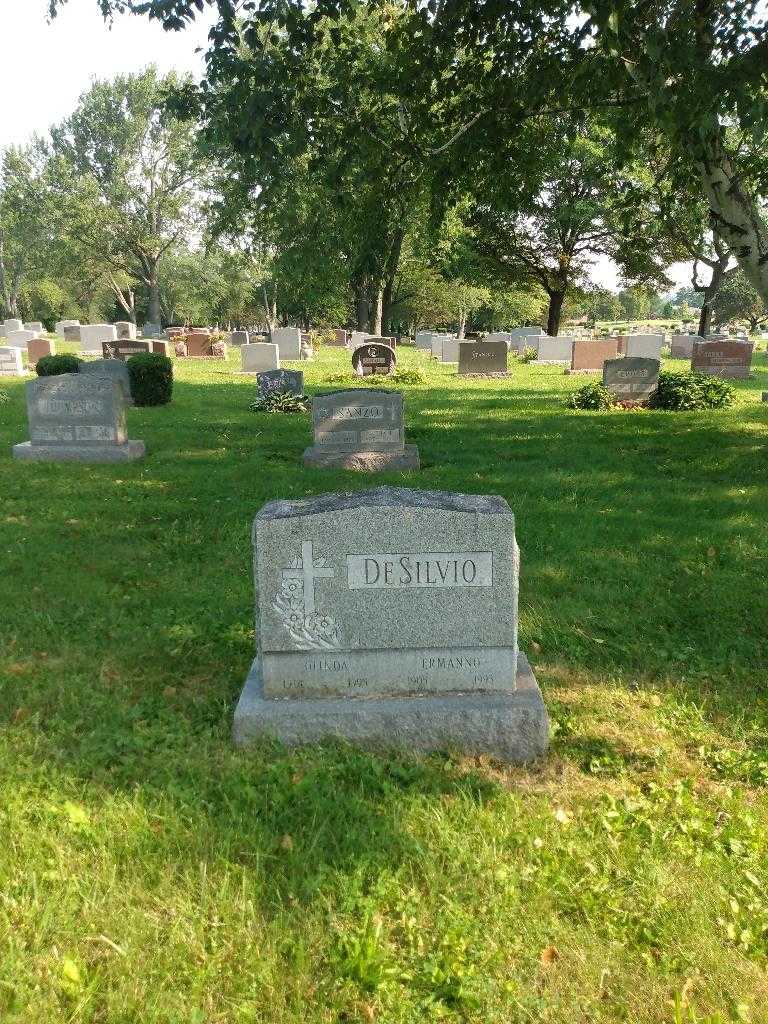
[
  {"xmin": 603, "ymin": 357, "xmax": 660, "ymax": 403},
  {"xmin": 233, "ymin": 486, "xmax": 548, "ymax": 762},
  {"xmin": 304, "ymin": 388, "xmax": 419, "ymax": 470},
  {"xmin": 12, "ymin": 373, "xmax": 144, "ymax": 462},
  {"xmin": 691, "ymin": 339, "xmax": 753, "ymax": 379},
  {"xmin": 458, "ymin": 340, "xmax": 508, "ymax": 376}
]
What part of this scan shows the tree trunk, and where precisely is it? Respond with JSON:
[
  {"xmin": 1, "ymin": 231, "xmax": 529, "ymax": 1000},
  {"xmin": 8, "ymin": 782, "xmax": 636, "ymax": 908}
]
[
  {"xmin": 698, "ymin": 145, "xmax": 768, "ymax": 306},
  {"xmin": 457, "ymin": 311, "xmax": 467, "ymax": 340},
  {"xmin": 354, "ymin": 284, "xmax": 368, "ymax": 331},
  {"xmin": 370, "ymin": 288, "xmax": 383, "ymax": 335},
  {"xmin": 147, "ymin": 261, "xmax": 162, "ymax": 325},
  {"xmin": 697, "ymin": 303, "xmax": 712, "ymax": 338},
  {"xmin": 546, "ymin": 290, "xmax": 565, "ymax": 336}
]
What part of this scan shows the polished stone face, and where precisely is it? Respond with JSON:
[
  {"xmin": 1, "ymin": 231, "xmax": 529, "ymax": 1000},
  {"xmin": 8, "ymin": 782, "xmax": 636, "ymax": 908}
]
[
  {"xmin": 102, "ymin": 340, "xmax": 151, "ymax": 361},
  {"xmin": 571, "ymin": 338, "xmax": 620, "ymax": 370},
  {"xmin": 603, "ymin": 356, "xmax": 660, "ymax": 402},
  {"xmin": 692, "ymin": 340, "xmax": 753, "ymax": 378},
  {"xmin": 25, "ymin": 373, "xmax": 127, "ymax": 446},
  {"xmin": 352, "ymin": 342, "xmax": 396, "ymax": 376},
  {"xmin": 311, "ymin": 389, "xmax": 404, "ymax": 452},
  {"xmin": 458, "ymin": 340, "xmax": 508, "ymax": 375},
  {"xmin": 257, "ymin": 368, "xmax": 304, "ymax": 396},
  {"xmin": 252, "ymin": 486, "xmax": 519, "ymax": 698}
]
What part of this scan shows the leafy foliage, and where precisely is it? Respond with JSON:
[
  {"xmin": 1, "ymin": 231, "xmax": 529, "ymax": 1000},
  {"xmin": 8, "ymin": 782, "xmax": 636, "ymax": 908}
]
[
  {"xmin": 250, "ymin": 389, "xmax": 309, "ymax": 414},
  {"xmin": 567, "ymin": 381, "xmax": 617, "ymax": 409},
  {"xmin": 519, "ymin": 346, "xmax": 538, "ymax": 364},
  {"xmin": 126, "ymin": 352, "xmax": 173, "ymax": 406},
  {"xmin": 648, "ymin": 370, "xmax": 735, "ymax": 411},
  {"xmin": 35, "ymin": 353, "xmax": 82, "ymax": 376}
]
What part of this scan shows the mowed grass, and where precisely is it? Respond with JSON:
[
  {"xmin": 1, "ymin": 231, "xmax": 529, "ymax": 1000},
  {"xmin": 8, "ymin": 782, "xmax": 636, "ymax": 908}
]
[{"xmin": 1, "ymin": 341, "xmax": 767, "ymax": 1024}]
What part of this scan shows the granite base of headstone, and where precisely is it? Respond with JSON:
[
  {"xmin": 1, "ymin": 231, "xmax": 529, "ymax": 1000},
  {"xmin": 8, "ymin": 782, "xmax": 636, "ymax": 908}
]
[
  {"xmin": 12, "ymin": 373, "xmax": 144, "ymax": 463},
  {"xmin": 303, "ymin": 388, "xmax": 419, "ymax": 471},
  {"xmin": 233, "ymin": 486, "xmax": 548, "ymax": 764}
]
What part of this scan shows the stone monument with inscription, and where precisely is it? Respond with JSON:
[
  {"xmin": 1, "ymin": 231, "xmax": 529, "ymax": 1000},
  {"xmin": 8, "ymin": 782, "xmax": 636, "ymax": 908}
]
[
  {"xmin": 233, "ymin": 486, "xmax": 548, "ymax": 763},
  {"xmin": 303, "ymin": 388, "xmax": 419, "ymax": 471},
  {"xmin": 603, "ymin": 357, "xmax": 660, "ymax": 404},
  {"xmin": 352, "ymin": 342, "xmax": 396, "ymax": 376},
  {"xmin": 257, "ymin": 368, "xmax": 304, "ymax": 399},
  {"xmin": 0, "ymin": 346, "xmax": 24, "ymax": 376},
  {"xmin": 12, "ymin": 373, "xmax": 144, "ymax": 462},
  {"xmin": 458, "ymin": 340, "xmax": 508, "ymax": 376}
]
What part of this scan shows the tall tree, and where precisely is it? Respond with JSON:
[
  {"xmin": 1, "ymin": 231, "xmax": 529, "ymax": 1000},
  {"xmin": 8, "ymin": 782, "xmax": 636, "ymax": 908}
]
[
  {"xmin": 48, "ymin": 68, "xmax": 203, "ymax": 324},
  {"xmin": 0, "ymin": 145, "xmax": 54, "ymax": 318}
]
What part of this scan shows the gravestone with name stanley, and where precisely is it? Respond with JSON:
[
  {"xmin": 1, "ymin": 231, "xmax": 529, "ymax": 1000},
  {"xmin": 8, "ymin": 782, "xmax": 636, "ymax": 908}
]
[
  {"xmin": 12, "ymin": 373, "xmax": 144, "ymax": 462},
  {"xmin": 102, "ymin": 339, "xmax": 152, "ymax": 361},
  {"xmin": 458, "ymin": 340, "xmax": 508, "ymax": 376},
  {"xmin": 603, "ymin": 357, "xmax": 660, "ymax": 404},
  {"xmin": 304, "ymin": 389, "xmax": 419, "ymax": 471},
  {"xmin": 691, "ymin": 339, "xmax": 753, "ymax": 379},
  {"xmin": 257, "ymin": 368, "xmax": 304, "ymax": 398},
  {"xmin": 352, "ymin": 342, "xmax": 397, "ymax": 376},
  {"xmin": 79, "ymin": 357, "xmax": 133, "ymax": 404},
  {"xmin": 233, "ymin": 486, "xmax": 548, "ymax": 763}
]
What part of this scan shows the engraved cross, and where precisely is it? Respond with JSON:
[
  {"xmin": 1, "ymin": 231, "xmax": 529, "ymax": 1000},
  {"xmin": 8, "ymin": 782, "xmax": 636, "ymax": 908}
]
[{"xmin": 284, "ymin": 541, "xmax": 335, "ymax": 615}]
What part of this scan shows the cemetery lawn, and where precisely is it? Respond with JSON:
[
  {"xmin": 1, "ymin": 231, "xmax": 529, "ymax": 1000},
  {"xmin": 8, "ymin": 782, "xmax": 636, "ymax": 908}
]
[{"xmin": 2, "ymin": 341, "xmax": 768, "ymax": 1024}]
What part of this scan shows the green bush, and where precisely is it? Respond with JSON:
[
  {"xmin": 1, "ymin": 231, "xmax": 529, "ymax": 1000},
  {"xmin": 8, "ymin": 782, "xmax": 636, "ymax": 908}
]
[
  {"xmin": 0, "ymin": 390, "xmax": 8, "ymax": 404},
  {"xmin": 36, "ymin": 353, "xmax": 82, "ymax": 377},
  {"xmin": 127, "ymin": 352, "xmax": 173, "ymax": 406},
  {"xmin": 648, "ymin": 370, "xmax": 735, "ymax": 410},
  {"xmin": 567, "ymin": 381, "xmax": 617, "ymax": 410},
  {"xmin": 519, "ymin": 345, "xmax": 537, "ymax": 363},
  {"xmin": 250, "ymin": 389, "xmax": 309, "ymax": 413}
]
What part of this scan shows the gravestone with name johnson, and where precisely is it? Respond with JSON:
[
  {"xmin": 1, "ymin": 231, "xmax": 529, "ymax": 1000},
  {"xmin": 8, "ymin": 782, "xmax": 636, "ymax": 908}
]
[
  {"xmin": 233, "ymin": 486, "xmax": 548, "ymax": 763},
  {"xmin": 303, "ymin": 389, "xmax": 420, "ymax": 470},
  {"xmin": 691, "ymin": 339, "xmax": 753, "ymax": 379},
  {"xmin": 458, "ymin": 339, "xmax": 508, "ymax": 376},
  {"xmin": 12, "ymin": 373, "xmax": 145, "ymax": 462}
]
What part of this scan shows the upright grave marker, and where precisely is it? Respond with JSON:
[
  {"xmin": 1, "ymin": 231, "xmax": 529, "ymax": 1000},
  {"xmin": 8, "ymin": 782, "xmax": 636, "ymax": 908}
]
[
  {"xmin": 272, "ymin": 327, "xmax": 302, "ymax": 359},
  {"xmin": 569, "ymin": 338, "xmax": 620, "ymax": 373},
  {"xmin": 27, "ymin": 338, "xmax": 54, "ymax": 366},
  {"xmin": 142, "ymin": 322, "xmax": 162, "ymax": 339},
  {"xmin": 458, "ymin": 340, "xmax": 508, "ymax": 376},
  {"xmin": 79, "ymin": 358, "xmax": 133, "ymax": 404},
  {"xmin": 533, "ymin": 337, "xmax": 573, "ymax": 365},
  {"xmin": 114, "ymin": 321, "xmax": 137, "ymax": 341},
  {"xmin": 624, "ymin": 334, "xmax": 663, "ymax": 359},
  {"xmin": 256, "ymin": 368, "xmax": 304, "ymax": 399},
  {"xmin": 603, "ymin": 357, "xmax": 660, "ymax": 404},
  {"xmin": 670, "ymin": 334, "xmax": 697, "ymax": 358},
  {"xmin": 0, "ymin": 346, "xmax": 24, "ymax": 376},
  {"xmin": 691, "ymin": 339, "xmax": 753, "ymax": 379},
  {"xmin": 233, "ymin": 486, "xmax": 548, "ymax": 763},
  {"xmin": 81, "ymin": 324, "xmax": 117, "ymax": 353},
  {"xmin": 102, "ymin": 339, "xmax": 151, "ymax": 361},
  {"xmin": 242, "ymin": 343, "xmax": 280, "ymax": 373},
  {"xmin": 352, "ymin": 342, "xmax": 396, "ymax": 377},
  {"xmin": 304, "ymin": 388, "xmax": 419, "ymax": 470},
  {"xmin": 12, "ymin": 373, "xmax": 144, "ymax": 462}
]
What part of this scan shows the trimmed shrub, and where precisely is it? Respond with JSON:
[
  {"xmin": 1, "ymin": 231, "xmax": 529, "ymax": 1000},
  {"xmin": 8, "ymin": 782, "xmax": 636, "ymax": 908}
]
[
  {"xmin": 36, "ymin": 353, "xmax": 82, "ymax": 377},
  {"xmin": 648, "ymin": 370, "xmax": 735, "ymax": 410},
  {"xmin": 127, "ymin": 352, "xmax": 173, "ymax": 406},
  {"xmin": 567, "ymin": 381, "xmax": 617, "ymax": 410},
  {"xmin": 250, "ymin": 389, "xmax": 309, "ymax": 413}
]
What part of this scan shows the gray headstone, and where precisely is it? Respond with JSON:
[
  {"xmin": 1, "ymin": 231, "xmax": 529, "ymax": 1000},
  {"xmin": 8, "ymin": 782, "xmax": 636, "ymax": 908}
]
[
  {"xmin": 0, "ymin": 346, "xmax": 24, "ymax": 376},
  {"xmin": 256, "ymin": 368, "xmax": 304, "ymax": 397},
  {"xmin": 12, "ymin": 373, "xmax": 144, "ymax": 462},
  {"xmin": 233, "ymin": 486, "xmax": 548, "ymax": 763},
  {"xmin": 352, "ymin": 342, "xmax": 396, "ymax": 376},
  {"xmin": 603, "ymin": 357, "xmax": 660, "ymax": 403},
  {"xmin": 311, "ymin": 389, "xmax": 404, "ymax": 452},
  {"xmin": 114, "ymin": 321, "xmax": 137, "ymax": 341},
  {"xmin": 63, "ymin": 325, "xmax": 82, "ymax": 343},
  {"xmin": 458, "ymin": 340, "xmax": 508, "ymax": 375},
  {"xmin": 231, "ymin": 331, "xmax": 249, "ymax": 346},
  {"xmin": 534, "ymin": 336, "xmax": 573, "ymax": 364},
  {"xmin": 142, "ymin": 322, "xmax": 162, "ymax": 339},
  {"xmin": 79, "ymin": 357, "xmax": 133, "ymax": 404},
  {"xmin": 624, "ymin": 334, "xmax": 663, "ymax": 359},
  {"xmin": 272, "ymin": 327, "xmax": 302, "ymax": 359}
]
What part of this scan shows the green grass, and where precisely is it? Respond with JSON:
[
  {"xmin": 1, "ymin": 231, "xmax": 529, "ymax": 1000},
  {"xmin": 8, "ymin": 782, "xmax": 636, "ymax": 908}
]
[{"xmin": 1, "ymin": 341, "xmax": 767, "ymax": 1023}]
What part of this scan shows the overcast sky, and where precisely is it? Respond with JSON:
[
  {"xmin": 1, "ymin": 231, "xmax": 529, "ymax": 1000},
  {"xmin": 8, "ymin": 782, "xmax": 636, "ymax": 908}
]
[{"xmin": 1, "ymin": 0, "xmax": 692, "ymax": 292}]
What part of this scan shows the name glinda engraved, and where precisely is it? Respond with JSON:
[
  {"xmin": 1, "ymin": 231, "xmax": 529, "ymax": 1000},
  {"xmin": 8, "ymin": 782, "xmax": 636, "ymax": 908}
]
[{"xmin": 347, "ymin": 551, "xmax": 493, "ymax": 589}]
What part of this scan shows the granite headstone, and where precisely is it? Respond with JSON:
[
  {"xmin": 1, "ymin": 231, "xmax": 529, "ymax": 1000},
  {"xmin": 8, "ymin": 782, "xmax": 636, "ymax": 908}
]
[
  {"xmin": 352, "ymin": 343, "xmax": 396, "ymax": 377},
  {"xmin": 458, "ymin": 340, "xmax": 508, "ymax": 376},
  {"xmin": 603, "ymin": 357, "xmax": 660, "ymax": 403},
  {"xmin": 304, "ymin": 388, "xmax": 419, "ymax": 470}
]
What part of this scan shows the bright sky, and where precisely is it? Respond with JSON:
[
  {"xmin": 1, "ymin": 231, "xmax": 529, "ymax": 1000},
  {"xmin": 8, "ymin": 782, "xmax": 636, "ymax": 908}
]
[{"xmin": 1, "ymin": 0, "xmax": 693, "ymax": 293}]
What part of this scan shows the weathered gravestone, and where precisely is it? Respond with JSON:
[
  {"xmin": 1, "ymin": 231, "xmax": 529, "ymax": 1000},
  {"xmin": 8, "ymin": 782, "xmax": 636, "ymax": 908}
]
[
  {"xmin": 12, "ymin": 373, "xmax": 144, "ymax": 462},
  {"xmin": 27, "ymin": 338, "xmax": 54, "ymax": 366},
  {"xmin": 669, "ymin": 334, "xmax": 697, "ymax": 359},
  {"xmin": 81, "ymin": 324, "xmax": 117, "ymax": 352},
  {"xmin": 142, "ymin": 322, "xmax": 162, "ymax": 339},
  {"xmin": 63, "ymin": 324, "xmax": 82, "ymax": 343},
  {"xmin": 230, "ymin": 331, "xmax": 249, "ymax": 347},
  {"xmin": 352, "ymin": 342, "xmax": 396, "ymax": 377},
  {"xmin": 3, "ymin": 319, "xmax": 22, "ymax": 334},
  {"xmin": 691, "ymin": 339, "xmax": 753, "ymax": 379},
  {"xmin": 242, "ymin": 343, "xmax": 280, "ymax": 373},
  {"xmin": 533, "ymin": 337, "xmax": 573, "ymax": 365},
  {"xmin": 114, "ymin": 321, "xmax": 137, "ymax": 341},
  {"xmin": 458, "ymin": 340, "xmax": 508, "ymax": 376},
  {"xmin": 79, "ymin": 358, "xmax": 133, "ymax": 404},
  {"xmin": 185, "ymin": 333, "xmax": 213, "ymax": 357},
  {"xmin": 624, "ymin": 333, "xmax": 664, "ymax": 359},
  {"xmin": 232, "ymin": 485, "xmax": 548, "ymax": 763},
  {"xmin": 415, "ymin": 331, "xmax": 433, "ymax": 351},
  {"xmin": 0, "ymin": 347, "xmax": 24, "ymax": 376},
  {"xmin": 569, "ymin": 338, "xmax": 620, "ymax": 373},
  {"xmin": 603, "ymin": 357, "xmax": 660, "ymax": 404},
  {"xmin": 304, "ymin": 389, "xmax": 419, "ymax": 471},
  {"xmin": 272, "ymin": 327, "xmax": 302, "ymax": 359},
  {"xmin": 24, "ymin": 321, "xmax": 44, "ymax": 333},
  {"xmin": 102, "ymin": 339, "xmax": 152, "ymax": 361},
  {"xmin": 256, "ymin": 368, "xmax": 304, "ymax": 399},
  {"xmin": 7, "ymin": 330, "xmax": 39, "ymax": 349},
  {"xmin": 331, "ymin": 329, "xmax": 349, "ymax": 346},
  {"xmin": 55, "ymin": 319, "xmax": 80, "ymax": 336}
]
